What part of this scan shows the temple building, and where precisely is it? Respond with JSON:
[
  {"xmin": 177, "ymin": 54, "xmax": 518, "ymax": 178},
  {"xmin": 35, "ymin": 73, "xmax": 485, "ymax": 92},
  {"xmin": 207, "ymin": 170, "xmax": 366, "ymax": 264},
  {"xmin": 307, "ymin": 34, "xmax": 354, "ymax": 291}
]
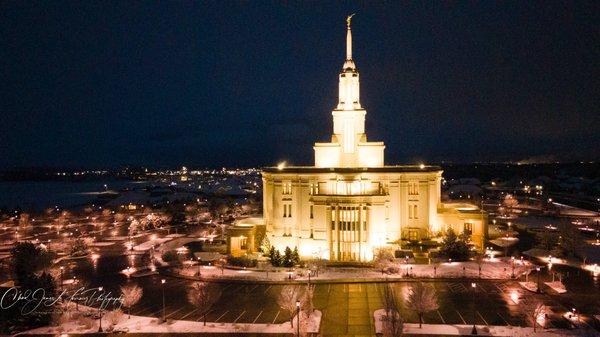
[{"xmin": 231, "ymin": 17, "xmax": 487, "ymax": 261}]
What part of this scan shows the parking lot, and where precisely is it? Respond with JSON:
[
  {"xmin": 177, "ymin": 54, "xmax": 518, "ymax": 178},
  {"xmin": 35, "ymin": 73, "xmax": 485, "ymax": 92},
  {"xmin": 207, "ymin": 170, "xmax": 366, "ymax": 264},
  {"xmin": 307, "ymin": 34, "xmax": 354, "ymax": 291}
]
[{"xmin": 120, "ymin": 277, "xmax": 578, "ymax": 336}]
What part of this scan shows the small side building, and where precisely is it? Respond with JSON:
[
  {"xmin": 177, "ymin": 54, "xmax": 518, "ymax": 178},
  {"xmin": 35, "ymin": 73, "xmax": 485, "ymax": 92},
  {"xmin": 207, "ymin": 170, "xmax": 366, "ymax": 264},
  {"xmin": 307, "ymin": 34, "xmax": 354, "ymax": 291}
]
[{"xmin": 227, "ymin": 217, "xmax": 266, "ymax": 257}]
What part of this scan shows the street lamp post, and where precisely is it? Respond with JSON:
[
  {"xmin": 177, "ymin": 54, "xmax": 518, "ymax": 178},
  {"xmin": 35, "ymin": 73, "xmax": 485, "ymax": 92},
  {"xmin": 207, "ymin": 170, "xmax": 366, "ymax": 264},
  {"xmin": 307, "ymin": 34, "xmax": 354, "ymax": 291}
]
[
  {"xmin": 295, "ymin": 300, "xmax": 300, "ymax": 336},
  {"xmin": 511, "ymin": 257, "xmax": 515, "ymax": 278},
  {"xmin": 471, "ymin": 283, "xmax": 477, "ymax": 335},
  {"xmin": 197, "ymin": 257, "xmax": 202, "ymax": 277},
  {"xmin": 536, "ymin": 267, "xmax": 542, "ymax": 293},
  {"xmin": 161, "ymin": 279, "xmax": 166, "ymax": 322},
  {"xmin": 59, "ymin": 266, "xmax": 64, "ymax": 291},
  {"xmin": 97, "ymin": 287, "xmax": 103, "ymax": 332}
]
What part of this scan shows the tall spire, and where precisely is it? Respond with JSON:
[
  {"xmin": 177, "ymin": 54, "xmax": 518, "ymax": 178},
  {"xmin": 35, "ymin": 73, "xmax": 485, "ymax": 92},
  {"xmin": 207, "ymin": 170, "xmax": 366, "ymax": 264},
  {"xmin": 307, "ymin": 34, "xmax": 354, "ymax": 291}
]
[
  {"xmin": 346, "ymin": 13, "xmax": 355, "ymax": 60},
  {"xmin": 343, "ymin": 14, "xmax": 356, "ymax": 70}
]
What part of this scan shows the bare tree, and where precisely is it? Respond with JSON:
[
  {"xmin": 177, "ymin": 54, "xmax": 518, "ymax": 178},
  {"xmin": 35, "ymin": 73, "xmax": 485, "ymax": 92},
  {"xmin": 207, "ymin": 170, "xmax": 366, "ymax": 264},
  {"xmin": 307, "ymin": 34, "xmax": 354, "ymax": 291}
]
[
  {"xmin": 187, "ymin": 282, "xmax": 222, "ymax": 326},
  {"xmin": 474, "ymin": 253, "xmax": 485, "ymax": 278},
  {"xmin": 557, "ymin": 223, "xmax": 584, "ymax": 258},
  {"xmin": 309, "ymin": 258, "xmax": 326, "ymax": 277},
  {"xmin": 381, "ymin": 283, "xmax": 403, "ymax": 337},
  {"xmin": 18, "ymin": 213, "xmax": 31, "ymax": 228},
  {"xmin": 120, "ymin": 284, "xmax": 143, "ymax": 319},
  {"xmin": 106, "ymin": 308, "xmax": 124, "ymax": 326},
  {"xmin": 406, "ymin": 282, "xmax": 439, "ymax": 328},
  {"xmin": 374, "ymin": 247, "xmax": 395, "ymax": 274},
  {"xmin": 277, "ymin": 285, "xmax": 306, "ymax": 328},
  {"xmin": 524, "ymin": 300, "xmax": 546, "ymax": 332},
  {"xmin": 305, "ymin": 283, "xmax": 315, "ymax": 312},
  {"xmin": 502, "ymin": 194, "xmax": 518, "ymax": 211}
]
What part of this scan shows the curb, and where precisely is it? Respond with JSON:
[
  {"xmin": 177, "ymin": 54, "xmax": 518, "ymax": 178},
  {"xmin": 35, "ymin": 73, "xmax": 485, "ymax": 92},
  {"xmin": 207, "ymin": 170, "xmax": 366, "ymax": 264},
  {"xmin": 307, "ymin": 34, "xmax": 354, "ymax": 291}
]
[{"xmin": 161, "ymin": 270, "xmax": 514, "ymax": 285}]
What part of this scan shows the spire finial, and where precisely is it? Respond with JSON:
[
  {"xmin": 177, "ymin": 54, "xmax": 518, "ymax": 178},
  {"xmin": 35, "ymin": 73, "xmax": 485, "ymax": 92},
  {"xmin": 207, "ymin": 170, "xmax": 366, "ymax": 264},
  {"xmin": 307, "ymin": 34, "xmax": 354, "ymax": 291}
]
[
  {"xmin": 346, "ymin": 13, "xmax": 355, "ymax": 29},
  {"xmin": 345, "ymin": 14, "xmax": 355, "ymax": 61}
]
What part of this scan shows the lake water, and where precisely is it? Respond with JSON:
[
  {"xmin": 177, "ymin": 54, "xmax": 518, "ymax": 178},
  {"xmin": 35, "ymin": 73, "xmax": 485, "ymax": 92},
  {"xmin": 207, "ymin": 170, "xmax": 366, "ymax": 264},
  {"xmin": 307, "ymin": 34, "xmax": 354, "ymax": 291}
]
[{"xmin": 0, "ymin": 179, "xmax": 149, "ymax": 211}]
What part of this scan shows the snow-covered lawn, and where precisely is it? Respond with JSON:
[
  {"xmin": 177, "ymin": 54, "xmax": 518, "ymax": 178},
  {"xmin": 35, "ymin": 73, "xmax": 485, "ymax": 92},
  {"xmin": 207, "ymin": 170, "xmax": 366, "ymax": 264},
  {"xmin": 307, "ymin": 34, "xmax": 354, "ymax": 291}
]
[
  {"xmin": 519, "ymin": 281, "xmax": 538, "ymax": 293},
  {"xmin": 172, "ymin": 258, "xmax": 529, "ymax": 283},
  {"xmin": 544, "ymin": 281, "xmax": 567, "ymax": 294},
  {"xmin": 0, "ymin": 243, "xmax": 15, "ymax": 250},
  {"xmin": 23, "ymin": 309, "xmax": 321, "ymax": 335},
  {"xmin": 166, "ymin": 233, "xmax": 186, "ymax": 238},
  {"xmin": 562, "ymin": 312, "xmax": 582, "ymax": 327},
  {"xmin": 89, "ymin": 241, "xmax": 115, "ymax": 247},
  {"xmin": 133, "ymin": 237, "xmax": 171, "ymax": 251},
  {"xmin": 374, "ymin": 309, "xmax": 578, "ymax": 336},
  {"xmin": 104, "ymin": 236, "xmax": 128, "ymax": 241}
]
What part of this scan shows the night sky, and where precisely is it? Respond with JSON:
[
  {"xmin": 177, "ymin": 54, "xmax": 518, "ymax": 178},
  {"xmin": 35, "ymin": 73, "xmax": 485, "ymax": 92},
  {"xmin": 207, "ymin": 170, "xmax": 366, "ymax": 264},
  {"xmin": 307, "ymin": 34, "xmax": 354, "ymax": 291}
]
[{"xmin": 1, "ymin": 1, "xmax": 598, "ymax": 169}]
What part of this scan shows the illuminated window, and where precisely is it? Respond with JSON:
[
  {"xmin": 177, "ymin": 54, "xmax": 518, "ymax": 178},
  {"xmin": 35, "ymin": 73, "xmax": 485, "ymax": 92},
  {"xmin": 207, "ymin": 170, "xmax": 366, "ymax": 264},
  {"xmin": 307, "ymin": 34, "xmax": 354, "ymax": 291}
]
[
  {"xmin": 409, "ymin": 204, "xmax": 418, "ymax": 219},
  {"xmin": 409, "ymin": 182, "xmax": 419, "ymax": 195},
  {"xmin": 283, "ymin": 182, "xmax": 292, "ymax": 195},
  {"xmin": 464, "ymin": 222, "xmax": 473, "ymax": 235}
]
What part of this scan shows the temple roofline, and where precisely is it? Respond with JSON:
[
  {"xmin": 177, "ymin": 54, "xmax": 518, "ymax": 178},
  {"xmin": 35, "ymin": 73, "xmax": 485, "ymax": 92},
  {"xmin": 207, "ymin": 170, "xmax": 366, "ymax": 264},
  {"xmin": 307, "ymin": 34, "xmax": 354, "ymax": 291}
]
[{"xmin": 263, "ymin": 165, "xmax": 443, "ymax": 174}]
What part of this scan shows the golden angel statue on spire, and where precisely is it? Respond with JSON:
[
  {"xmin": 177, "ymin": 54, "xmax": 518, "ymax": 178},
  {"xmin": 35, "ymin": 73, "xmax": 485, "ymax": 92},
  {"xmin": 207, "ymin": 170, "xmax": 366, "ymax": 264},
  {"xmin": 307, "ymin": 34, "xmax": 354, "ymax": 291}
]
[{"xmin": 346, "ymin": 13, "xmax": 355, "ymax": 29}]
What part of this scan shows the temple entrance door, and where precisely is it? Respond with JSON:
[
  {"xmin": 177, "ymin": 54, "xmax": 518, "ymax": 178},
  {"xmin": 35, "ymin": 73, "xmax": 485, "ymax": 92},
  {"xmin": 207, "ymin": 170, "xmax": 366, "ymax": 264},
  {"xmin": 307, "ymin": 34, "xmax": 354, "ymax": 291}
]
[{"xmin": 408, "ymin": 229, "xmax": 419, "ymax": 242}]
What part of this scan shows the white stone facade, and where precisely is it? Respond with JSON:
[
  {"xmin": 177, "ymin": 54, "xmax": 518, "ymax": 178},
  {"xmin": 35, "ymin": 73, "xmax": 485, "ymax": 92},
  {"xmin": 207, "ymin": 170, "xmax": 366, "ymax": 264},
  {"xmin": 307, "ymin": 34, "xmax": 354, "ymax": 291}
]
[{"xmin": 260, "ymin": 18, "xmax": 486, "ymax": 261}]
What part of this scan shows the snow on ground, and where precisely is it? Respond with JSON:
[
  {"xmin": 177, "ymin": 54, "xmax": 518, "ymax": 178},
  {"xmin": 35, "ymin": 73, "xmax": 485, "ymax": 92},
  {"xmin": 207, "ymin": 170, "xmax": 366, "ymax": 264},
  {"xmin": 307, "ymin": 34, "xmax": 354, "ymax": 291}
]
[
  {"xmin": 306, "ymin": 310, "xmax": 321, "ymax": 333},
  {"xmin": 89, "ymin": 241, "xmax": 115, "ymax": 247},
  {"xmin": 525, "ymin": 248, "xmax": 600, "ymax": 270},
  {"xmin": 544, "ymin": 281, "xmax": 567, "ymax": 294},
  {"xmin": 170, "ymin": 258, "xmax": 529, "ymax": 282},
  {"xmin": 0, "ymin": 243, "xmax": 15, "ymax": 250},
  {"xmin": 165, "ymin": 233, "xmax": 186, "ymax": 238},
  {"xmin": 104, "ymin": 236, "xmax": 128, "ymax": 241},
  {"xmin": 374, "ymin": 309, "xmax": 579, "ymax": 336},
  {"xmin": 133, "ymin": 237, "xmax": 171, "ymax": 251},
  {"xmin": 551, "ymin": 202, "xmax": 598, "ymax": 217},
  {"xmin": 519, "ymin": 281, "xmax": 538, "ymax": 293},
  {"xmin": 22, "ymin": 308, "xmax": 321, "ymax": 335}
]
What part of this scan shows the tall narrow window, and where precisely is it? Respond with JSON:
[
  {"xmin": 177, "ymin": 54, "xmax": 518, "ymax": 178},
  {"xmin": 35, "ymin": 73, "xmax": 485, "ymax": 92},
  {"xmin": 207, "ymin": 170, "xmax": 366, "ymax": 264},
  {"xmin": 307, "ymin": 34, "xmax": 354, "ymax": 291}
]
[
  {"xmin": 409, "ymin": 182, "xmax": 420, "ymax": 195},
  {"xmin": 310, "ymin": 205, "xmax": 314, "ymax": 219},
  {"xmin": 464, "ymin": 222, "xmax": 472, "ymax": 235},
  {"xmin": 409, "ymin": 204, "xmax": 418, "ymax": 219},
  {"xmin": 288, "ymin": 204, "xmax": 292, "ymax": 218},
  {"xmin": 283, "ymin": 182, "xmax": 292, "ymax": 195}
]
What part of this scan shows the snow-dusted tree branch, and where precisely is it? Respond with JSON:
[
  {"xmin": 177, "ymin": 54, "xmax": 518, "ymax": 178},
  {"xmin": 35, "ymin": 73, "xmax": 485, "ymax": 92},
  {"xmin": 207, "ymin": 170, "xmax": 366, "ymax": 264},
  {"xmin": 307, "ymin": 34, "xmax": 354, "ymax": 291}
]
[
  {"xmin": 187, "ymin": 282, "xmax": 222, "ymax": 326},
  {"xmin": 120, "ymin": 284, "xmax": 143, "ymax": 319},
  {"xmin": 406, "ymin": 282, "xmax": 439, "ymax": 328}
]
